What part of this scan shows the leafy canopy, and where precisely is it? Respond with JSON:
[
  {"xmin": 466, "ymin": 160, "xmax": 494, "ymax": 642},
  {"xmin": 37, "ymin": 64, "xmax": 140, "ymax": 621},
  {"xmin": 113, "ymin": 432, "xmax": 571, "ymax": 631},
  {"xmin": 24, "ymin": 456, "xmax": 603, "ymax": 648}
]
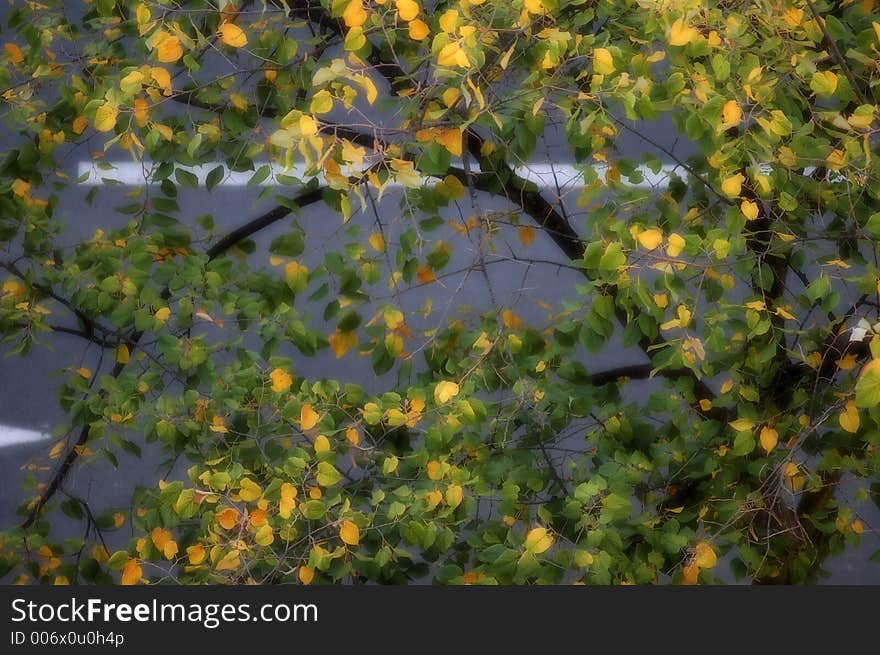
[{"xmin": 1, "ymin": 0, "xmax": 880, "ymax": 585}]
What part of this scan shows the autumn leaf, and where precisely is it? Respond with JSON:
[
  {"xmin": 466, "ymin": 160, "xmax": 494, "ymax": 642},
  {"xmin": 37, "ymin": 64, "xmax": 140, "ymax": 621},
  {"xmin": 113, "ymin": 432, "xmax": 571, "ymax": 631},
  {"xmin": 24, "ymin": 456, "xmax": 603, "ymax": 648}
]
[
  {"xmin": 740, "ymin": 199, "xmax": 760, "ymax": 221},
  {"xmin": 693, "ymin": 542, "xmax": 717, "ymax": 569},
  {"xmin": 759, "ymin": 426, "xmax": 778, "ymax": 453},
  {"xmin": 298, "ymin": 566, "xmax": 314, "ymax": 585},
  {"xmin": 524, "ymin": 527, "xmax": 554, "ymax": 554},
  {"xmin": 218, "ymin": 22, "xmax": 248, "ymax": 48},
  {"xmin": 121, "ymin": 559, "xmax": 142, "ymax": 585},
  {"xmin": 721, "ymin": 99, "xmax": 742, "ymax": 126},
  {"xmin": 300, "ymin": 403, "xmax": 320, "ymax": 430},
  {"xmin": 839, "ymin": 401, "xmax": 860, "ymax": 434},
  {"xmin": 156, "ymin": 34, "xmax": 183, "ymax": 63},
  {"xmin": 445, "ymin": 484, "xmax": 463, "ymax": 508},
  {"xmin": 721, "ymin": 172, "xmax": 745, "ymax": 198},
  {"xmin": 314, "ymin": 434, "xmax": 331, "ymax": 453},
  {"xmin": 94, "ymin": 103, "xmax": 119, "ymax": 133},
  {"xmin": 729, "ymin": 417, "xmax": 755, "ymax": 432},
  {"xmin": 343, "ymin": 0, "xmax": 368, "ymax": 27},
  {"xmin": 339, "ymin": 520, "xmax": 360, "ymax": 546},
  {"xmin": 434, "ymin": 381, "xmax": 460, "ymax": 405},
  {"xmin": 215, "ymin": 549, "xmax": 241, "ymax": 572},
  {"xmin": 238, "ymin": 477, "xmax": 263, "ymax": 502},
  {"xmin": 636, "ymin": 228, "xmax": 663, "ymax": 250},
  {"xmin": 395, "ymin": 0, "xmax": 420, "ymax": 21},
  {"xmin": 593, "ymin": 47, "xmax": 614, "ymax": 75},
  {"xmin": 408, "ymin": 19, "xmax": 430, "ymax": 40},
  {"xmin": 666, "ymin": 233, "xmax": 686, "ymax": 257},
  {"xmin": 518, "ymin": 226, "xmax": 536, "ymax": 246},
  {"xmin": 669, "ymin": 17, "xmax": 698, "ymax": 46},
  {"xmin": 186, "ymin": 544, "xmax": 206, "ymax": 565},
  {"xmin": 310, "ymin": 89, "xmax": 333, "ymax": 115},
  {"xmin": 269, "ymin": 368, "xmax": 293, "ymax": 393},
  {"xmin": 4, "ymin": 43, "xmax": 24, "ymax": 64}
]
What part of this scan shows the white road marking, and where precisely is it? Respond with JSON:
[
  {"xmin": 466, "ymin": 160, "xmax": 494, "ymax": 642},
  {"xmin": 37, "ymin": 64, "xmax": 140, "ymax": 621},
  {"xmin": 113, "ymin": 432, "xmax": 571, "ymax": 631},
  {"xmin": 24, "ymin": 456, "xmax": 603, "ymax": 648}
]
[
  {"xmin": 76, "ymin": 161, "xmax": 692, "ymax": 190},
  {"xmin": 0, "ymin": 424, "xmax": 51, "ymax": 447}
]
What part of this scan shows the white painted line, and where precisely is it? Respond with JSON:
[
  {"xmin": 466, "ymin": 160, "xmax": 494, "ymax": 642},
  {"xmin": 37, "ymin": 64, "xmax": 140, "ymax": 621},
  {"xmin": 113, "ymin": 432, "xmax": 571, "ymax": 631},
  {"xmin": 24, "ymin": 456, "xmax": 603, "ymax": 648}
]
[
  {"xmin": 0, "ymin": 424, "xmax": 51, "ymax": 448},
  {"xmin": 76, "ymin": 161, "xmax": 689, "ymax": 190}
]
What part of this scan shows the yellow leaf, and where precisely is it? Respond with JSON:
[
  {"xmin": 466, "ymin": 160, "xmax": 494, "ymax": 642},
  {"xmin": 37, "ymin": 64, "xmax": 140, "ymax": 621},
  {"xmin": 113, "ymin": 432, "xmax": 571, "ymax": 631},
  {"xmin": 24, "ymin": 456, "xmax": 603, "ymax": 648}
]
[
  {"xmin": 120, "ymin": 70, "xmax": 145, "ymax": 94},
  {"xmin": 653, "ymin": 293, "xmax": 669, "ymax": 309},
  {"xmin": 408, "ymin": 18, "xmax": 430, "ymax": 40},
  {"xmin": 417, "ymin": 265, "xmax": 436, "ymax": 284},
  {"xmin": 745, "ymin": 300, "xmax": 766, "ymax": 311},
  {"xmin": 156, "ymin": 35, "xmax": 183, "ymax": 63},
  {"xmin": 343, "ymin": 0, "xmax": 369, "ymax": 27},
  {"xmin": 216, "ymin": 507, "xmax": 239, "ymax": 530},
  {"xmin": 636, "ymin": 228, "xmax": 663, "ymax": 250},
  {"xmin": 310, "ymin": 89, "xmax": 333, "ymax": 115},
  {"xmin": 298, "ymin": 566, "xmax": 314, "ymax": 585},
  {"xmin": 442, "ymin": 87, "xmax": 460, "ymax": 107},
  {"xmin": 72, "ymin": 116, "xmax": 89, "ymax": 135},
  {"xmin": 329, "ymin": 330, "xmax": 357, "ymax": 358},
  {"xmin": 826, "ymin": 148, "xmax": 847, "ymax": 171},
  {"xmin": 153, "ymin": 123, "xmax": 174, "ymax": 145},
  {"xmin": 209, "ymin": 415, "xmax": 228, "ymax": 433},
  {"xmin": 94, "ymin": 103, "xmax": 118, "ymax": 133},
  {"xmin": 368, "ymin": 232, "xmax": 386, "ymax": 252},
  {"xmin": 438, "ymin": 41, "xmax": 469, "ymax": 68},
  {"xmin": 518, "ymin": 226, "xmax": 536, "ymax": 246},
  {"xmin": 669, "ymin": 17, "xmax": 698, "ymax": 46},
  {"xmin": 502, "ymin": 309, "xmax": 522, "ymax": 331},
  {"xmin": 121, "ymin": 559, "xmax": 142, "ymax": 585},
  {"xmin": 76, "ymin": 367, "xmax": 93, "ymax": 379},
  {"xmin": 150, "ymin": 526, "xmax": 172, "ymax": 551},
  {"xmin": 215, "ymin": 549, "xmax": 241, "ymax": 572},
  {"xmin": 426, "ymin": 460, "xmax": 443, "ymax": 480},
  {"xmin": 666, "ymin": 233, "xmax": 686, "ymax": 257},
  {"xmin": 154, "ymin": 306, "xmax": 171, "ymax": 322},
  {"xmin": 593, "ymin": 47, "xmax": 614, "ymax": 75},
  {"xmin": 187, "ymin": 544, "xmax": 206, "ymax": 565},
  {"xmin": 741, "ymin": 199, "xmax": 760, "ymax": 221},
  {"xmin": 759, "ymin": 426, "xmax": 778, "ymax": 453},
  {"xmin": 445, "ymin": 484, "xmax": 463, "ymax": 508},
  {"xmin": 299, "ymin": 114, "xmax": 319, "ymax": 137},
  {"xmin": 395, "ymin": 0, "xmax": 420, "ymax": 21},
  {"xmin": 314, "ymin": 434, "xmax": 331, "ymax": 453},
  {"xmin": 270, "ymin": 368, "xmax": 293, "ymax": 393},
  {"xmin": 345, "ymin": 426, "xmax": 360, "ymax": 446},
  {"xmin": 721, "ymin": 172, "xmax": 745, "ymax": 198},
  {"xmin": 722, "ymin": 99, "xmax": 742, "ymax": 126},
  {"xmin": 150, "ymin": 67, "xmax": 172, "ymax": 96},
  {"xmin": 339, "ymin": 519, "xmax": 360, "ymax": 546},
  {"xmin": 524, "ymin": 527, "xmax": 554, "ymax": 554},
  {"xmin": 839, "ymin": 401, "xmax": 860, "ymax": 434},
  {"xmin": 439, "ymin": 128, "xmax": 462, "ymax": 156},
  {"xmin": 254, "ymin": 524, "xmax": 274, "ymax": 547},
  {"xmin": 693, "ymin": 542, "xmax": 717, "ymax": 569},
  {"xmin": 681, "ymin": 561, "xmax": 700, "ymax": 585},
  {"xmin": 434, "ymin": 381, "xmax": 460, "ymax": 405},
  {"xmin": 4, "ymin": 43, "xmax": 24, "ymax": 64},
  {"xmin": 300, "ymin": 403, "xmax": 319, "ymax": 430},
  {"xmin": 218, "ymin": 22, "xmax": 248, "ymax": 48},
  {"xmin": 729, "ymin": 417, "xmax": 755, "ymax": 432},
  {"xmin": 438, "ymin": 9, "xmax": 459, "ymax": 33},
  {"xmin": 238, "ymin": 477, "xmax": 263, "ymax": 502},
  {"xmin": 115, "ymin": 344, "xmax": 130, "ymax": 364},
  {"xmin": 523, "ymin": 0, "xmax": 543, "ymax": 13},
  {"xmin": 133, "ymin": 98, "xmax": 149, "ymax": 127}
]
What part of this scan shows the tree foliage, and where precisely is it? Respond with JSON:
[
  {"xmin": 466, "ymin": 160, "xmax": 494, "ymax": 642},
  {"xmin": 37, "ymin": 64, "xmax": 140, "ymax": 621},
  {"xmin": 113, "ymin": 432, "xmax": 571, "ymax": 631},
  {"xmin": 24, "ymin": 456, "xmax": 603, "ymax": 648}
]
[{"xmin": 1, "ymin": 0, "xmax": 880, "ymax": 585}]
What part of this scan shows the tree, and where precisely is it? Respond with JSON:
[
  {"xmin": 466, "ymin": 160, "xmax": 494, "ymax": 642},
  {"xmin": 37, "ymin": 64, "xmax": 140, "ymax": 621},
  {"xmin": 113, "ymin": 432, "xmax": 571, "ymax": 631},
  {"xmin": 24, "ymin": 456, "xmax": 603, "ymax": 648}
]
[{"xmin": 1, "ymin": 0, "xmax": 879, "ymax": 586}]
